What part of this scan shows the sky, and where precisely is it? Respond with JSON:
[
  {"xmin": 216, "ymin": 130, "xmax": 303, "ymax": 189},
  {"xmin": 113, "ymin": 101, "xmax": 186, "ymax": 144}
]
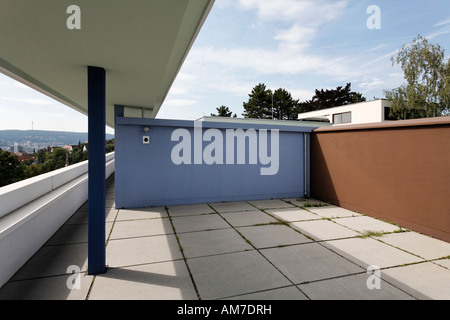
[{"xmin": 1, "ymin": 0, "xmax": 449, "ymax": 134}]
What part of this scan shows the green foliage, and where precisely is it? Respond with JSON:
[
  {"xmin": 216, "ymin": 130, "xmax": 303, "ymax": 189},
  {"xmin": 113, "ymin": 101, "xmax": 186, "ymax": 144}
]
[
  {"xmin": 242, "ymin": 83, "xmax": 365, "ymax": 120},
  {"xmin": 242, "ymin": 83, "xmax": 273, "ymax": 119},
  {"xmin": 299, "ymin": 83, "xmax": 366, "ymax": 112},
  {"xmin": 272, "ymin": 88, "xmax": 302, "ymax": 120},
  {"xmin": 0, "ymin": 138, "xmax": 114, "ymax": 187},
  {"xmin": 384, "ymin": 35, "xmax": 450, "ymax": 119},
  {"xmin": 0, "ymin": 148, "xmax": 20, "ymax": 187},
  {"xmin": 211, "ymin": 106, "xmax": 234, "ymax": 117},
  {"xmin": 105, "ymin": 138, "xmax": 115, "ymax": 153},
  {"xmin": 242, "ymin": 84, "xmax": 302, "ymax": 120}
]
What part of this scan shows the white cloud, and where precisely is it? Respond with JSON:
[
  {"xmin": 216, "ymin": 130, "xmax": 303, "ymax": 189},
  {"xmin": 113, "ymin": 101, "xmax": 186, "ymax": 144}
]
[
  {"xmin": 163, "ymin": 99, "xmax": 198, "ymax": 107},
  {"xmin": 237, "ymin": 0, "xmax": 348, "ymax": 25},
  {"xmin": 2, "ymin": 96, "xmax": 53, "ymax": 105},
  {"xmin": 13, "ymin": 81, "xmax": 29, "ymax": 89},
  {"xmin": 38, "ymin": 111, "xmax": 65, "ymax": 117},
  {"xmin": 168, "ymin": 86, "xmax": 187, "ymax": 95},
  {"xmin": 189, "ymin": 45, "xmax": 353, "ymax": 78},
  {"xmin": 434, "ymin": 17, "xmax": 450, "ymax": 27},
  {"xmin": 176, "ymin": 72, "xmax": 196, "ymax": 82},
  {"xmin": 359, "ymin": 77, "xmax": 385, "ymax": 92},
  {"xmin": 238, "ymin": 0, "xmax": 348, "ymax": 51},
  {"xmin": 427, "ymin": 23, "xmax": 450, "ymax": 40},
  {"xmin": 288, "ymin": 88, "xmax": 315, "ymax": 101},
  {"xmin": 185, "ymin": 0, "xmax": 354, "ymax": 81},
  {"xmin": 274, "ymin": 24, "xmax": 317, "ymax": 51}
]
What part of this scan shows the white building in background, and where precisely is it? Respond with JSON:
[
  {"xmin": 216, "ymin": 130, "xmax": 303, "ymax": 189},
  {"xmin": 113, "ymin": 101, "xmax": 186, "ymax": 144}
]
[{"xmin": 298, "ymin": 99, "xmax": 392, "ymax": 125}]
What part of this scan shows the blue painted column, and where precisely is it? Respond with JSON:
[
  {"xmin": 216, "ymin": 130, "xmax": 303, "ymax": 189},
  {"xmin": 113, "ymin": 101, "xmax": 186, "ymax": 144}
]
[{"xmin": 87, "ymin": 66, "xmax": 106, "ymax": 275}]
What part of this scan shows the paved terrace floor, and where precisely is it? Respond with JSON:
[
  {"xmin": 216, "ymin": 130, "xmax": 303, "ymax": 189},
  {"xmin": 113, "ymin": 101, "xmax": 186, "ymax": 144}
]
[{"xmin": 1, "ymin": 175, "xmax": 450, "ymax": 300}]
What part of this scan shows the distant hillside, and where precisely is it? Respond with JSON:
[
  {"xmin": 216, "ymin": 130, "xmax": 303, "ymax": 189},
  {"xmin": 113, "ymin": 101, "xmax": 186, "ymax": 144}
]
[{"xmin": 0, "ymin": 130, "xmax": 114, "ymax": 148}]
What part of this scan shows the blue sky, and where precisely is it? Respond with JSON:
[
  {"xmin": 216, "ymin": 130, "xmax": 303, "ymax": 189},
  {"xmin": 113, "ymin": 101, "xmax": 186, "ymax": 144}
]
[{"xmin": 1, "ymin": 0, "xmax": 449, "ymax": 134}]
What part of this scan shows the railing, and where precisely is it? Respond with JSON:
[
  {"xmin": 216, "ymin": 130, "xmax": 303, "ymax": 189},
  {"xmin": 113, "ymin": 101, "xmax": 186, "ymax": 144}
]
[{"xmin": 0, "ymin": 152, "xmax": 115, "ymax": 288}]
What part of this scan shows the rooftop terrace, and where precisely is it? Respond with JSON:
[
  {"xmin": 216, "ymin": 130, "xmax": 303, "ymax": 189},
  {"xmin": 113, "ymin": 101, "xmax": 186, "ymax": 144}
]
[{"xmin": 1, "ymin": 174, "xmax": 449, "ymax": 300}]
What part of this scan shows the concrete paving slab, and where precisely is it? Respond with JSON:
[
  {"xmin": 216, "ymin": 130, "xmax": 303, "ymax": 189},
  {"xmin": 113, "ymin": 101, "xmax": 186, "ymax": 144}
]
[
  {"xmin": 78, "ymin": 202, "xmax": 88, "ymax": 211},
  {"xmin": 247, "ymin": 199, "xmax": 295, "ymax": 209},
  {"xmin": 171, "ymin": 214, "xmax": 230, "ymax": 233},
  {"xmin": 187, "ymin": 250, "xmax": 291, "ymax": 300},
  {"xmin": 335, "ymin": 216, "xmax": 401, "ymax": 234},
  {"xmin": 177, "ymin": 228, "xmax": 253, "ymax": 259},
  {"xmin": 434, "ymin": 259, "xmax": 450, "ymax": 269},
  {"xmin": 236, "ymin": 224, "xmax": 312, "ymax": 249},
  {"xmin": 298, "ymin": 273, "xmax": 414, "ymax": 300},
  {"xmin": 106, "ymin": 234, "xmax": 182, "ymax": 268},
  {"xmin": 109, "ymin": 218, "xmax": 173, "ymax": 240},
  {"xmin": 301, "ymin": 199, "xmax": 330, "ymax": 206},
  {"xmin": 261, "ymin": 243, "xmax": 364, "ymax": 284},
  {"xmin": 65, "ymin": 209, "xmax": 89, "ymax": 225},
  {"xmin": 290, "ymin": 219, "xmax": 360, "ymax": 241},
  {"xmin": 88, "ymin": 260, "xmax": 197, "ymax": 300},
  {"xmin": 0, "ymin": 273, "xmax": 93, "ymax": 300},
  {"xmin": 167, "ymin": 203, "xmax": 214, "ymax": 216},
  {"xmin": 382, "ymin": 262, "xmax": 450, "ymax": 300},
  {"xmin": 282, "ymin": 198, "xmax": 310, "ymax": 207},
  {"xmin": 374, "ymin": 232, "xmax": 450, "ymax": 260},
  {"xmin": 116, "ymin": 207, "xmax": 167, "ymax": 221},
  {"xmin": 105, "ymin": 191, "xmax": 115, "ymax": 200},
  {"xmin": 283, "ymin": 198, "xmax": 327, "ymax": 206},
  {"xmin": 323, "ymin": 237, "xmax": 423, "ymax": 269},
  {"xmin": 266, "ymin": 207, "xmax": 321, "ymax": 222},
  {"xmin": 220, "ymin": 210, "xmax": 277, "ymax": 227},
  {"xmin": 306, "ymin": 206, "xmax": 361, "ymax": 218},
  {"xmin": 209, "ymin": 201, "xmax": 256, "ymax": 213},
  {"xmin": 106, "ymin": 208, "xmax": 118, "ymax": 222},
  {"xmin": 45, "ymin": 222, "xmax": 113, "ymax": 245},
  {"xmin": 11, "ymin": 243, "xmax": 88, "ymax": 281},
  {"xmin": 222, "ymin": 286, "xmax": 308, "ymax": 300},
  {"xmin": 105, "ymin": 198, "xmax": 115, "ymax": 208},
  {"xmin": 66, "ymin": 208, "xmax": 116, "ymax": 224}
]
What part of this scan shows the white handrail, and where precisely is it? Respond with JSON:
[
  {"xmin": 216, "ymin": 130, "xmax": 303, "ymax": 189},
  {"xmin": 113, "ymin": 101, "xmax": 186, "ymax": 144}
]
[{"xmin": 0, "ymin": 152, "xmax": 114, "ymax": 218}]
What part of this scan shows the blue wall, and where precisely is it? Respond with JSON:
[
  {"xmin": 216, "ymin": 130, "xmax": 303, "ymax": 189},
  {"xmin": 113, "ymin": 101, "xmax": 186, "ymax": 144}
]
[{"xmin": 115, "ymin": 107, "xmax": 313, "ymax": 208}]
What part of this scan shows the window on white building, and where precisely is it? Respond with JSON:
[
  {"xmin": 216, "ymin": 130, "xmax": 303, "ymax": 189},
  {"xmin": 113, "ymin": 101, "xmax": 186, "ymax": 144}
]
[{"xmin": 333, "ymin": 112, "xmax": 351, "ymax": 124}]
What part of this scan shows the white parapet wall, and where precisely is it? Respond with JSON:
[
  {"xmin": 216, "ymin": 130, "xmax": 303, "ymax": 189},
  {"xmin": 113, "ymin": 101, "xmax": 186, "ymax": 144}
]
[{"xmin": 0, "ymin": 152, "xmax": 115, "ymax": 288}]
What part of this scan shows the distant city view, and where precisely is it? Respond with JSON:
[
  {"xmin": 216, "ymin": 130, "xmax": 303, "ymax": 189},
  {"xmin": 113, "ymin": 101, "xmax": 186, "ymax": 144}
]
[
  {"xmin": 0, "ymin": 130, "xmax": 114, "ymax": 154},
  {"xmin": 0, "ymin": 130, "xmax": 115, "ymax": 187}
]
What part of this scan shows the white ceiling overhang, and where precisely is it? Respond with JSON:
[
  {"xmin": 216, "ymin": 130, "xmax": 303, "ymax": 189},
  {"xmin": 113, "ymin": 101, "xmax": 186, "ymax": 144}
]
[{"xmin": 0, "ymin": 0, "xmax": 214, "ymax": 128}]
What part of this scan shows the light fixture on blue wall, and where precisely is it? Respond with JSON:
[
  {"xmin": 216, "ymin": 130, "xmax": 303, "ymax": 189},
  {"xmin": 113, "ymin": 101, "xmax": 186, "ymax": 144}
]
[{"xmin": 142, "ymin": 126, "xmax": 150, "ymax": 133}]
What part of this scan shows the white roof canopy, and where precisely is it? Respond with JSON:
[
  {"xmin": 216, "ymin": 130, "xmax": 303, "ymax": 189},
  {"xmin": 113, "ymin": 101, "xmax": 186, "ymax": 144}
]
[{"xmin": 0, "ymin": 0, "xmax": 214, "ymax": 128}]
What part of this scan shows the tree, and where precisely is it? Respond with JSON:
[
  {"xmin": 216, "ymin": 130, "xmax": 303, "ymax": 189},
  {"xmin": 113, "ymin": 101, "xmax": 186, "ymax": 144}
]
[
  {"xmin": 384, "ymin": 35, "xmax": 450, "ymax": 119},
  {"xmin": 242, "ymin": 84, "xmax": 302, "ymax": 120},
  {"xmin": 242, "ymin": 83, "xmax": 273, "ymax": 119},
  {"xmin": 300, "ymin": 83, "xmax": 366, "ymax": 112},
  {"xmin": 272, "ymin": 88, "xmax": 301, "ymax": 120},
  {"xmin": 0, "ymin": 138, "xmax": 114, "ymax": 187},
  {"xmin": 105, "ymin": 138, "xmax": 115, "ymax": 153},
  {"xmin": 0, "ymin": 149, "xmax": 21, "ymax": 187},
  {"xmin": 211, "ymin": 106, "xmax": 233, "ymax": 117},
  {"xmin": 36, "ymin": 148, "xmax": 46, "ymax": 164}
]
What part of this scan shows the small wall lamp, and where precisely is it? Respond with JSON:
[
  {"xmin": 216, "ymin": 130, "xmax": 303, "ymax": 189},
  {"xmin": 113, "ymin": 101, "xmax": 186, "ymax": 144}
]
[{"xmin": 142, "ymin": 126, "xmax": 150, "ymax": 133}]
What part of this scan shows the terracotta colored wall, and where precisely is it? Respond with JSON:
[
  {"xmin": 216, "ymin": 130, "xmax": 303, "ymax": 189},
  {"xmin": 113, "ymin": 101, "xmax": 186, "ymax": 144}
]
[{"xmin": 310, "ymin": 117, "xmax": 450, "ymax": 243}]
